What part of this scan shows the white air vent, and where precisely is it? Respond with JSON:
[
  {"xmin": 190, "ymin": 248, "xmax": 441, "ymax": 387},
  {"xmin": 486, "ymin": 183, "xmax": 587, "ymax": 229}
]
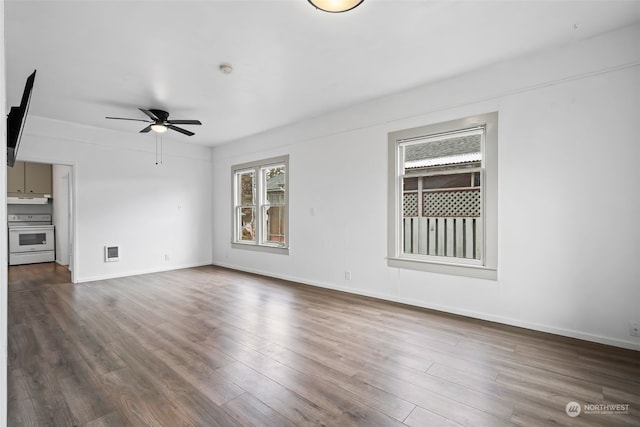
[{"xmin": 105, "ymin": 245, "xmax": 119, "ymax": 262}]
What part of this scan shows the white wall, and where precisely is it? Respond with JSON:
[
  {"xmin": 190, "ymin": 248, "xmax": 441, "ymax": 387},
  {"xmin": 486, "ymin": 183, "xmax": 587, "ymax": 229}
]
[
  {"xmin": 212, "ymin": 23, "xmax": 640, "ymax": 350},
  {"xmin": 18, "ymin": 117, "xmax": 213, "ymax": 282}
]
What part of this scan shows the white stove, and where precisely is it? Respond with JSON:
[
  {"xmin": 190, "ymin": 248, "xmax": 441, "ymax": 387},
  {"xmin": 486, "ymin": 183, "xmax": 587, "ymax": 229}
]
[{"xmin": 8, "ymin": 214, "xmax": 55, "ymax": 265}]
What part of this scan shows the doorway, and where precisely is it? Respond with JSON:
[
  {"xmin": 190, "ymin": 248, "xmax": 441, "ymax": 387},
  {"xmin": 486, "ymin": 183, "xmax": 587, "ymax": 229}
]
[{"xmin": 6, "ymin": 160, "xmax": 76, "ymax": 283}]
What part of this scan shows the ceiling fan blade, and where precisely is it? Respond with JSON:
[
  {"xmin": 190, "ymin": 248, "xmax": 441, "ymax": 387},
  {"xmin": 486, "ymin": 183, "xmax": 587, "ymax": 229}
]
[
  {"xmin": 167, "ymin": 125, "xmax": 194, "ymax": 136},
  {"xmin": 139, "ymin": 108, "xmax": 160, "ymax": 121},
  {"xmin": 166, "ymin": 119, "xmax": 202, "ymax": 125},
  {"xmin": 140, "ymin": 125, "xmax": 153, "ymax": 133},
  {"xmin": 106, "ymin": 116, "xmax": 150, "ymax": 123}
]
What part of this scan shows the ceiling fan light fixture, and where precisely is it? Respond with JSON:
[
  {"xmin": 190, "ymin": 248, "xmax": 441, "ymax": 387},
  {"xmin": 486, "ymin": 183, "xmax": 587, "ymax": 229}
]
[
  {"xmin": 308, "ymin": 0, "xmax": 364, "ymax": 13},
  {"xmin": 151, "ymin": 123, "xmax": 168, "ymax": 133}
]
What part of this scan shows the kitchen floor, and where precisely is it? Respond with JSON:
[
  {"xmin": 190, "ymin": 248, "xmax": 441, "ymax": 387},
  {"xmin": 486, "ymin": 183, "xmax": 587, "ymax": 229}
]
[{"xmin": 8, "ymin": 262, "xmax": 71, "ymax": 292}]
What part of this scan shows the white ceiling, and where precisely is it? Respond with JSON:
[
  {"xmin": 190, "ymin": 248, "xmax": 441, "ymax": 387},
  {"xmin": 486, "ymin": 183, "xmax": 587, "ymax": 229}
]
[{"xmin": 5, "ymin": 0, "xmax": 640, "ymax": 146}]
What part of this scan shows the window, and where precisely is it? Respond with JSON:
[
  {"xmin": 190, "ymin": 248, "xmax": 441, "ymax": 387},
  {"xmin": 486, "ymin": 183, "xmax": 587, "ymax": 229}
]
[
  {"xmin": 232, "ymin": 155, "xmax": 289, "ymax": 254},
  {"xmin": 388, "ymin": 113, "xmax": 497, "ymax": 279}
]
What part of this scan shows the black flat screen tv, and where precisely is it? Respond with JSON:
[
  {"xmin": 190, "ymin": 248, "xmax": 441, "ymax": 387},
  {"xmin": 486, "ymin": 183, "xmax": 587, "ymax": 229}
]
[{"xmin": 7, "ymin": 70, "xmax": 37, "ymax": 167}]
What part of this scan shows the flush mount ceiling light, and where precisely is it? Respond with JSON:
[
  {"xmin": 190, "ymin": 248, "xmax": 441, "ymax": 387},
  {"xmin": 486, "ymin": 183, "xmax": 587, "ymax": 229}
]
[
  {"xmin": 308, "ymin": 0, "xmax": 364, "ymax": 13},
  {"xmin": 219, "ymin": 64, "xmax": 233, "ymax": 75}
]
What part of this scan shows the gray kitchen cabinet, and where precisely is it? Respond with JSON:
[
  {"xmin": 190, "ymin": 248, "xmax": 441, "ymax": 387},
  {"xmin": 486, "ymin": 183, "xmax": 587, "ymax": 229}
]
[{"xmin": 7, "ymin": 161, "xmax": 53, "ymax": 196}]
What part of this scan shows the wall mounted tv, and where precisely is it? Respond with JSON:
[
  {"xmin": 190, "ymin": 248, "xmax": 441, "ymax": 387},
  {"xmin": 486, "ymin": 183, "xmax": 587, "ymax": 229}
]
[{"xmin": 7, "ymin": 70, "xmax": 37, "ymax": 167}]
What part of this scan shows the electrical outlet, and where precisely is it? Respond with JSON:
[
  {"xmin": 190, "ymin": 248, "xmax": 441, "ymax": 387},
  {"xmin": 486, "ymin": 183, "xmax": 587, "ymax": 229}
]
[
  {"xmin": 630, "ymin": 322, "xmax": 640, "ymax": 337},
  {"xmin": 345, "ymin": 271, "xmax": 351, "ymax": 281},
  {"xmin": 164, "ymin": 254, "xmax": 170, "ymax": 262}
]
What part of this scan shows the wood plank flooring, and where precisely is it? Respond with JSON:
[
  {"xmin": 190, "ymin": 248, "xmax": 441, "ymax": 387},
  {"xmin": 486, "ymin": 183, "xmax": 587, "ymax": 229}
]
[{"xmin": 7, "ymin": 263, "xmax": 640, "ymax": 426}]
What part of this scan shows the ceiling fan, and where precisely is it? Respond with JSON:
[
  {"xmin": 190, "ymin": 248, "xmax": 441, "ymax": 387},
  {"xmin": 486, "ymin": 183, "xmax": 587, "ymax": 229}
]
[{"xmin": 106, "ymin": 108, "xmax": 202, "ymax": 136}]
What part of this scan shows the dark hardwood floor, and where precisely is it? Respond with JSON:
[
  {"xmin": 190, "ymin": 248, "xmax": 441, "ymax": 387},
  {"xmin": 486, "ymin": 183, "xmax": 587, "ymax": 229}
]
[{"xmin": 7, "ymin": 263, "xmax": 640, "ymax": 426}]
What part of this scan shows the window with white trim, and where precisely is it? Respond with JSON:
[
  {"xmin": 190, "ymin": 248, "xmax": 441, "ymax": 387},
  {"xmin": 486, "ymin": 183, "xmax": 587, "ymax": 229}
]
[
  {"xmin": 388, "ymin": 113, "xmax": 497, "ymax": 279},
  {"xmin": 232, "ymin": 155, "xmax": 289, "ymax": 254}
]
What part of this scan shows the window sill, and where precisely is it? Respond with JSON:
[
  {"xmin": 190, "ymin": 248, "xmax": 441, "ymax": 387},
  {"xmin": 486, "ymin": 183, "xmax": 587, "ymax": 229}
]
[
  {"xmin": 387, "ymin": 257, "xmax": 497, "ymax": 280},
  {"xmin": 232, "ymin": 242, "xmax": 289, "ymax": 255}
]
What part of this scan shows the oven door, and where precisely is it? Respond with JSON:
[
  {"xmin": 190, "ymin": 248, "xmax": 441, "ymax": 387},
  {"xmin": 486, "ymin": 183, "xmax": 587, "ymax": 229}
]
[{"xmin": 9, "ymin": 227, "xmax": 55, "ymax": 253}]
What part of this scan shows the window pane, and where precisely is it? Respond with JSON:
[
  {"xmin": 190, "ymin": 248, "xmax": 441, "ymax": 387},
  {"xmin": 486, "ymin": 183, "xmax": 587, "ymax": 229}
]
[
  {"xmin": 238, "ymin": 207, "xmax": 255, "ymax": 241},
  {"xmin": 263, "ymin": 165, "xmax": 286, "ymax": 205},
  {"xmin": 264, "ymin": 205, "xmax": 286, "ymax": 245},
  {"xmin": 404, "ymin": 133, "xmax": 481, "ymax": 170},
  {"xmin": 401, "ymin": 130, "xmax": 482, "ymax": 260},
  {"xmin": 261, "ymin": 165, "xmax": 287, "ymax": 246},
  {"xmin": 237, "ymin": 171, "xmax": 255, "ymax": 205}
]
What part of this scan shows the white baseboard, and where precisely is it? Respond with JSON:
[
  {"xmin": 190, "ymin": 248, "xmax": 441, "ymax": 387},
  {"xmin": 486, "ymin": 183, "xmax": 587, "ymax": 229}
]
[
  {"xmin": 211, "ymin": 261, "xmax": 640, "ymax": 352},
  {"xmin": 76, "ymin": 262, "xmax": 211, "ymax": 284}
]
